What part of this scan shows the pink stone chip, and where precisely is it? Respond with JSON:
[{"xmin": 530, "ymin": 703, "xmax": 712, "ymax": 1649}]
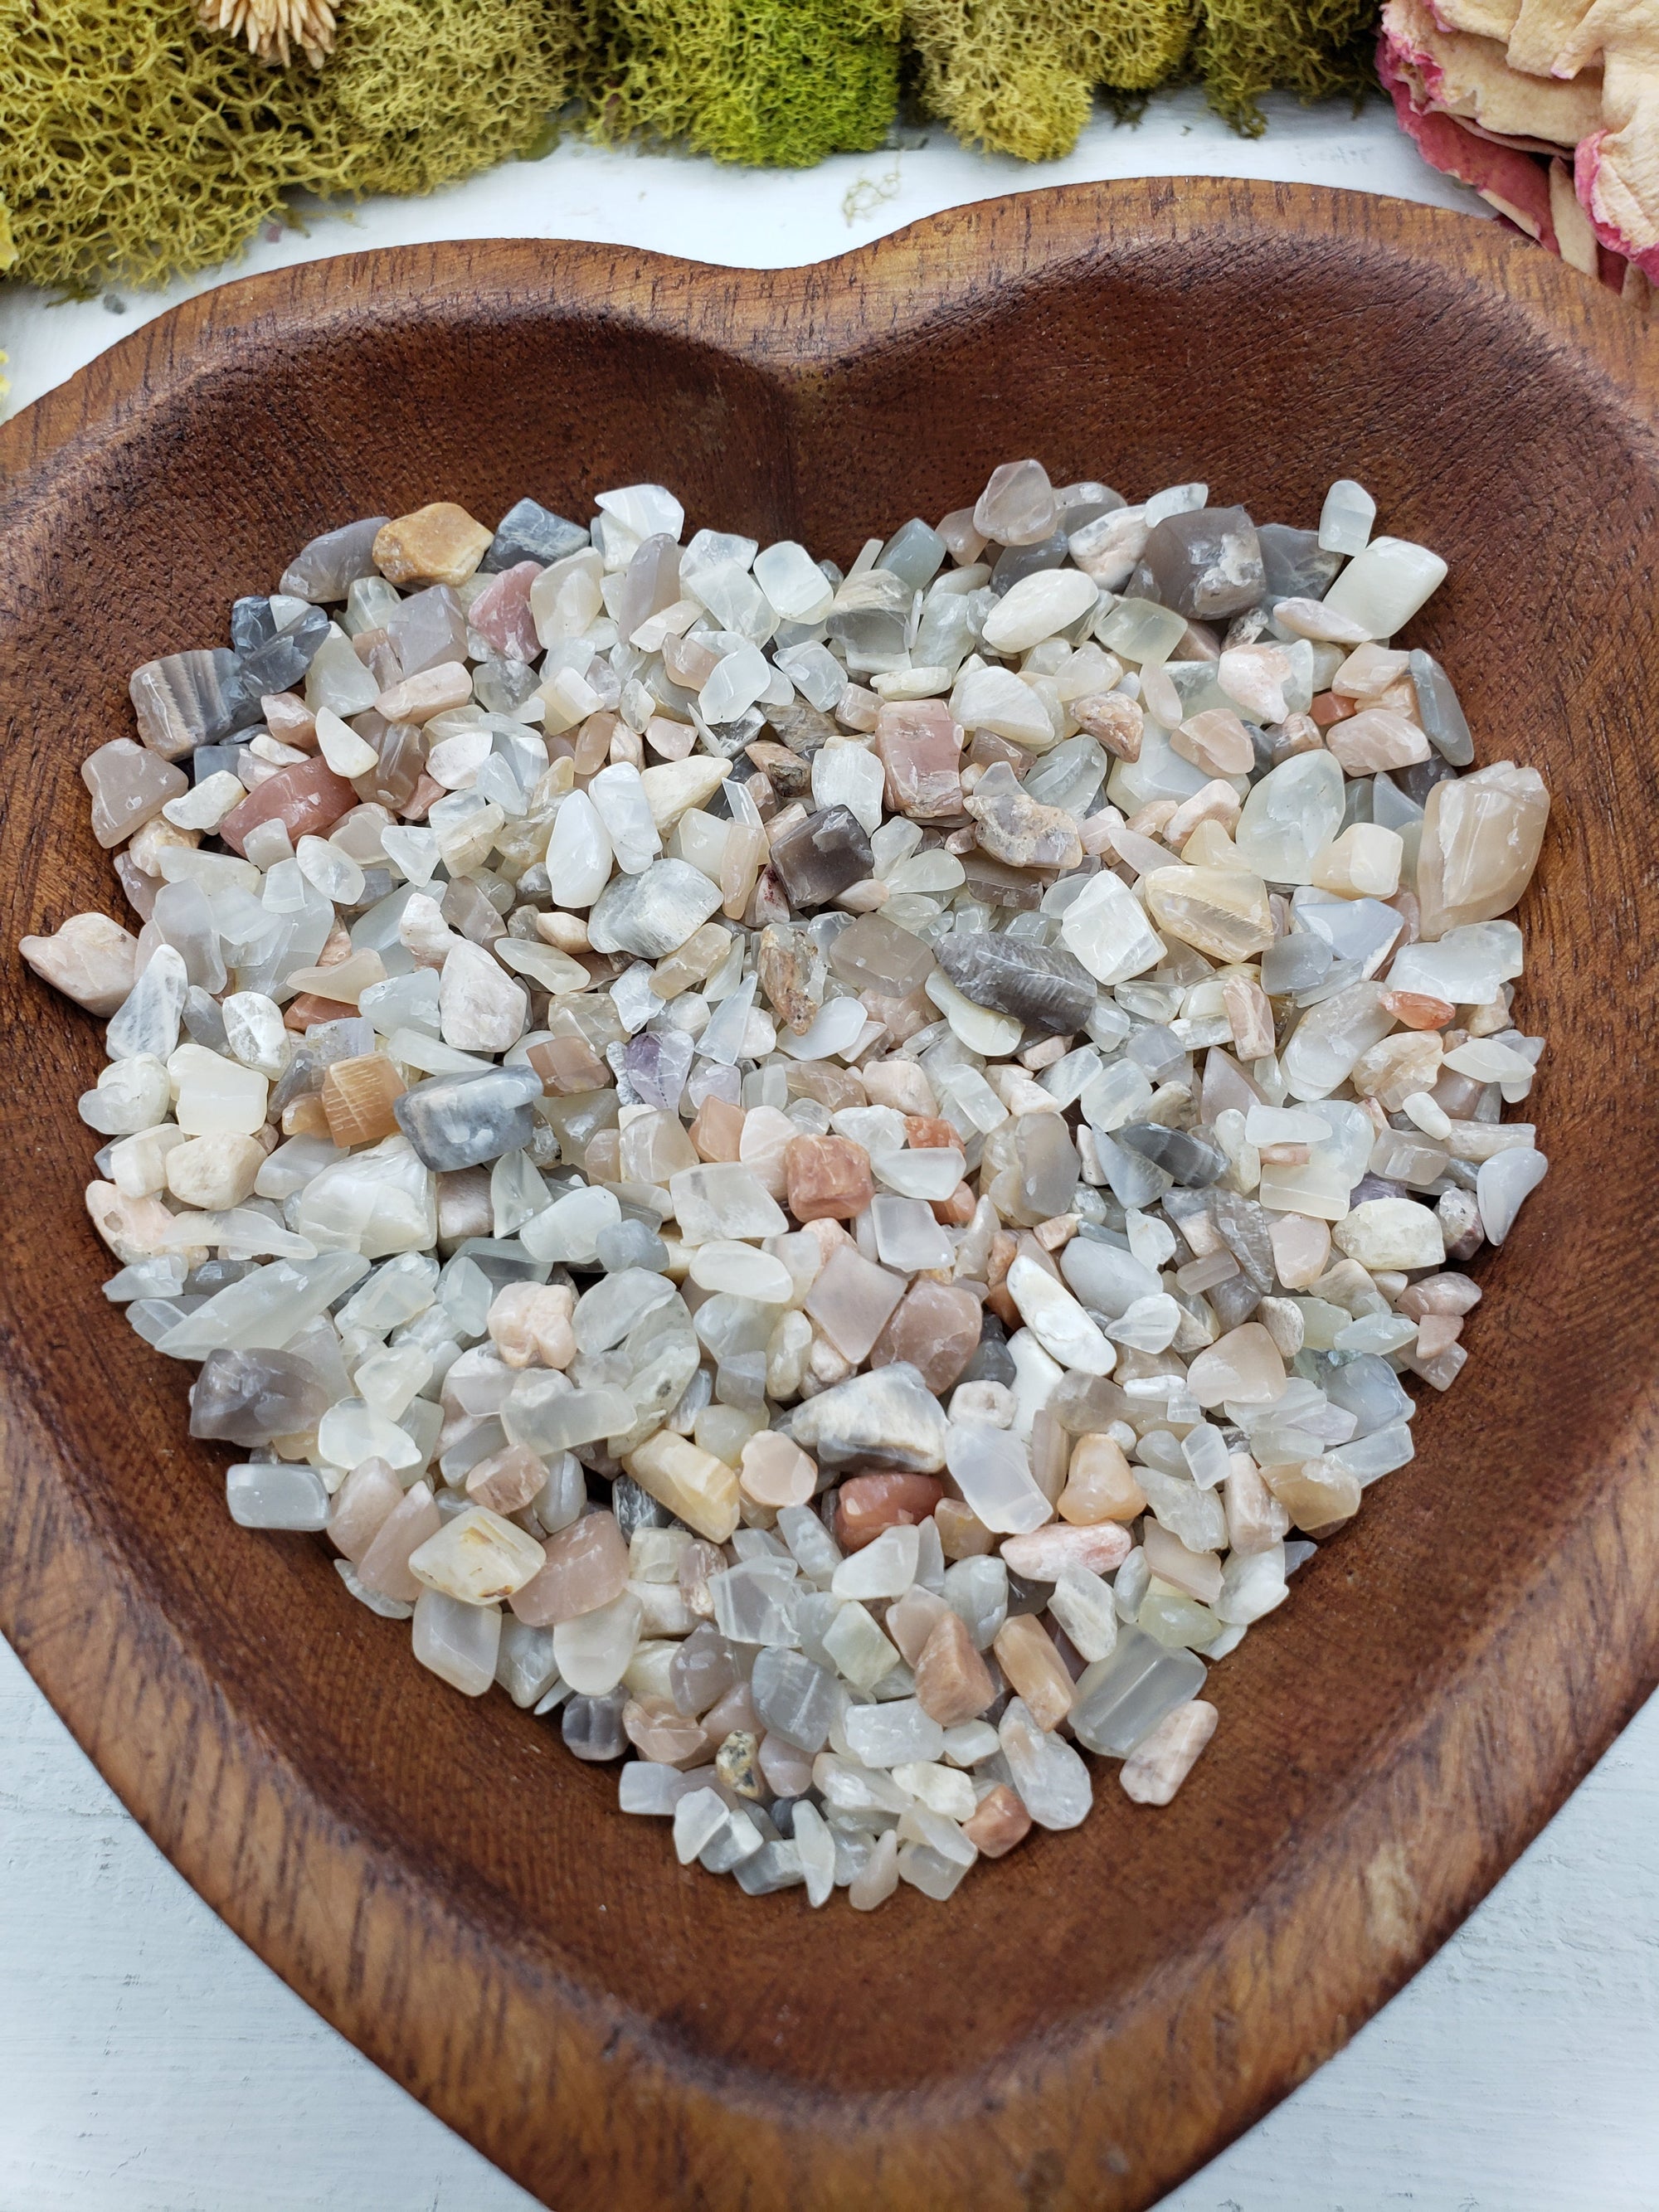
[
  {"xmin": 1142, "ymin": 1522, "xmax": 1223, "ymax": 1605},
  {"xmin": 912, "ymin": 1610, "xmax": 995, "ymax": 1725},
  {"xmin": 834, "ymin": 1471, "xmax": 946, "ymax": 1552},
  {"xmin": 465, "ymin": 1441, "xmax": 550, "ymax": 1516},
  {"xmin": 884, "ymin": 1585, "xmax": 952, "ymax": 1668},
  {"xmin": 1000, "ymin": 1521, "xmax": 1132, "ymax": 1581},
  {"xmin": 992, "ymin": 1614, "xmax": 1076, "ymax": 1732},
  {"xmin": 874, "ymin": 699, "xmax": 964, "ymax": 820},
  {"xmin": 468, "ymin": 562, "xmax": 542, "ymax": 663},
  {"xmin": 262, "ymin": 692, "xmax": 319, "ymax": 750},
  {"xmin": 624, "ymin": 1699, "xmax": 708, "ymax": 1765},
  {"xmin": 783, "ymin": 1134, "xmax": 874, "ymax": 1223},
  {"xmin": 510, "ymin": 1510, "xmax": 629, "ymax": 1628},
  {"xmin": 220, "ymin": 756, "xmax": 358, "ymax": 857},
  {"xmin": 326, "ymin": 1457, "xmax": 403, "ymax": 1564},
  {"xmin": 868, "ymin": 1279, "xmax": 983, "ymax": 1394},
  {"xmin": 1324, "ymin": 707, "xmax": 1430, "ymax": 774},
  {"xmin": 963, "ymin": 1782, "xmax": 1033, "ymax": 1859},
  {"xmin": 357, "ymin": 1480, "xmax": 441, "ymax": 1604}
]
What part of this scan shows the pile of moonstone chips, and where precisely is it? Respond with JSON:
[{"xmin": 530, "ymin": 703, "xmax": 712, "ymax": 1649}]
[{"xmin": 21, "ymin": 459, "xmax": 1553, "ymax": 1909}]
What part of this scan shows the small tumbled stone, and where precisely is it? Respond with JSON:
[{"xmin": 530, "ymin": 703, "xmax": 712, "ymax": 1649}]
[
  {"xmin": 321, "ymin": 1053, "xmax": 406, "ymax": 1147},
  {"xmin": 440, "ymin": 940, "xmax": 528, "ymax": 1053},
  {"xmin": 869, "ymin": 1279, "xmax": 983, "ymax": 1394},
  {"xmin": 784, "ymin": 1135, "xmax": 873, "ymax": 1223},
  {"xmin": 84, "ymin": 738, "xmax": 192, "ymax": 843},
  {"xmin": 22, "ymin": 912, "xmax": 140, "ymax": 1015},
  {"xmin": 373, "ymin": 503, "xmax": 493, "ymax": 587},
  {"xmin": 913, "ymin": 1610, "xmax": 995, "ymax": 1725},
  {"xmin": 934, "ymin": 929, "xmax": 1095, "ymax": 1036},
  {"xmin": 768, "ymin": 806, "xmax": 875, "ymax": 909},
  {"xmin": 395, "ymin": 1065, "xmax": 543, "ymax": 1171},
  {"xmin": 974, "ymin": 459, "xmax": 1058, "ymax": 547},
  {"xmin": 805, "ymin": 1245, "xmax": 906, "ymax": 1363},
  {"xmin": 1119, "ymin": 1699, "xmax": 1219, "ymax": 1804},
  {"xmin": 738, "ymin": 1432, "xmax": 817, "ymax": 1509},
  {"xmin": 965, "ymin": 780, "xmax": 1083, "ymax": 871},
  {"xmin": 589, "ymin": 859, "xmax": 724, "ymax": 959},
  {"xmin": 221, "ymin": 756, "xmax": 358, "ymax": 858},
  {"xmin": 963, "ymin": 1783, "xmax": 1033, "ymax": 1859}
]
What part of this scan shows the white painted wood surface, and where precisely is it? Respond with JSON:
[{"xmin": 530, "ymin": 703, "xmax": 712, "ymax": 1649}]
[{"xmin": 5, "ymin": 91, "xmax": 1653, "ymax": 2208}]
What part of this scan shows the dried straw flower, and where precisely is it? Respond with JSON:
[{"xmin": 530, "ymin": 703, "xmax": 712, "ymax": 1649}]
[{"xmin": 197, "ymin": 0, "xmax": 338, "ymax": 70}]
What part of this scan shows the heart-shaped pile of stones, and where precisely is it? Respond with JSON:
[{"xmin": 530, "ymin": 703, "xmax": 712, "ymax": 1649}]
[{"xmin": 21, "ymin": 460, "xmax": 1551, "ymax": 1908}]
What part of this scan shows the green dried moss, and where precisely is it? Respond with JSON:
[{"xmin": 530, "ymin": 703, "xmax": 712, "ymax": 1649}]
[
  {"xmin": 596, "ymin": 0, "xmax": 902, "ymax": 167},
  {"xmin": 904, "ymin": 0, "xmax": 1194, "ymax": 163},
  {"xmin": 0, "ymin": 0, "xmax": 580, "ymax": 292},
  {"xmin": 903, "ymin": 0, "xmax": 1380, "ymax": 160},
  {"xmin": 302, "ymin": 0, "xmax": 584, "ymax": 186},
  {"xmin": 1196, "ymin": 0, "xmax": 1379, "ymax": 133}
]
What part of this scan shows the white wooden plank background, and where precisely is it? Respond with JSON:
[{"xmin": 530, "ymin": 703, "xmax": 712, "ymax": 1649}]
[{"xmin": 5, "ymin": 90, "xmax": 1656, "ymax": 2208}]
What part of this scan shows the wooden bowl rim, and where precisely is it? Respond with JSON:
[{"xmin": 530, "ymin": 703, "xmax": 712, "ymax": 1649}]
[{"xmin": 2, "ymin": 178, "xmax": 1657, "ymax": 2212}]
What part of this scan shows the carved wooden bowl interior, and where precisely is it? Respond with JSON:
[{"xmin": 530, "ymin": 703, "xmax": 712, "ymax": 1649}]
[{"xmin": 1, "ymin": 181, "xmax": 1656, "ymax": 2211}]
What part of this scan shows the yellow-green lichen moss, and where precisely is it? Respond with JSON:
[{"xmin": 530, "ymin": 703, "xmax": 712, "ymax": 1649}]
[
  {"xmin": 1195, "ymin": 0, "xmax": 1378, "ymax": 133},
  {"xmin": 596, "ymin": 0, "xmax": 902, "ymax": 167},
  {"xmin": 903, "ymin": 0, "xmax": 1197, "ymax": 163},
  {"xmin": 904, "ymin": 0, "xmax": 1381, "ymax": 159},
  {"xmin": 0, "ymin": 0, "xmax": 580, "ymax": 291}
]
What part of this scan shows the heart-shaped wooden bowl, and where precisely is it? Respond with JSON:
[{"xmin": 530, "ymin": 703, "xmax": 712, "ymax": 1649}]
[{"xmin": 2, "ymin": 179, "xmax": 1656, "ymax": 2212}]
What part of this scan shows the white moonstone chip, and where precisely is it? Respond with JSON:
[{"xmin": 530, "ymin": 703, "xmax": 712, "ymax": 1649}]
[
  {"xmin": 944, "ymin": 1422, "xmax": 1052, "ymax": 1534},
  {"xmin": 754, "ymin": 541, "xmax": 834, "ymax": 625},
  {"xmin": 1332, "ymin": 1197, "xmax": 1446, "ymax": 1271},
  {"xmin": 1322, "ymin": 535, "xmax": 1448, "ymax": 638},
  {"xmin": 1477, "ymin": 1146, "xmax": 1549, "ymax": 1247},
  {"xmin": 999, "ymin": 1697, "xmax": 1092, "ymax": 1828},
  {"xmin": 1060, "ymin": 870, "xmax": 1165, "ymax": 984},
  {"xmin": 1234, "ymin": 751, "xmax": 1347, "ymax": 884},
  {"xmin": 409, "ymin": 1505, "xmax": 546, "ymax": 1603},
  {"xmin": 226, "ymin": 1461, "xmax": 330, "ymax": 1531},
  {"xmin": 554, "ymin": 1590, "xmax": 645, "ymax": 1694},
  {"xmin": 411, "ymin": 1588, "xmax": 502, "ymax": 1695},
  {"xmin": 980, "ymin": 569, "xmax": 1098, "ymax": 654},
  {"xmin": 1005, "ymin": 1257, "xmax": 1117, "ymax": 1375},
  {"xmin": 546, "ymin": 790, "xmax": 615, "ymax": 907}
]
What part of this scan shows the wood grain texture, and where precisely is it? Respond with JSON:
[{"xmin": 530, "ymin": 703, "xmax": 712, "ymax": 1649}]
[{"xmin": 0, "ymin": 179, "xmax": 1655, "ymax": 2212}]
